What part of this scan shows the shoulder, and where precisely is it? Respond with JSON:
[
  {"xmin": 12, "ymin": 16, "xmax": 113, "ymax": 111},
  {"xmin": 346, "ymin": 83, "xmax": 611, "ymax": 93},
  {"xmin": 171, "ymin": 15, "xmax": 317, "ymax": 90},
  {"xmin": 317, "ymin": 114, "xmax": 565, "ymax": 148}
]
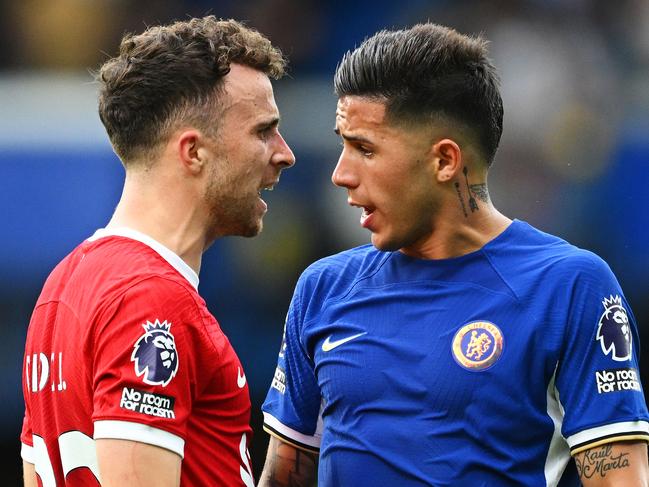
[
  {"xmin": 490, "ymin": 220, "xmax": 615, "ymax": 280},
  {"xmin": 95, "ymin": 273, "xmax": 230, "ymax": 362},
  {"xmin": 296, "ymin": 244, "xmax": 388, "ymax": 293},
  {"xmin": 81, "ymin": 236, "xmax": 197, "ymax": 296},
  {"xmin": 65, "ymin": 237, "xmax": 208, "ymax": 332}
]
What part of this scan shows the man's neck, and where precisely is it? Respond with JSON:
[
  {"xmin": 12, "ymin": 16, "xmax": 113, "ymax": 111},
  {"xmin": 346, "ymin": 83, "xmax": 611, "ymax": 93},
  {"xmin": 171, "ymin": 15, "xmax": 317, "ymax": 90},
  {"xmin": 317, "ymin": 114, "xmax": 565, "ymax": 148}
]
[
  {"xmin": 107, "ymin": 174, "xmax": 207, "ymax": 274},
  {"xmin": 400, "ymin": 201, "xmax": 512, "ymax": 260}
]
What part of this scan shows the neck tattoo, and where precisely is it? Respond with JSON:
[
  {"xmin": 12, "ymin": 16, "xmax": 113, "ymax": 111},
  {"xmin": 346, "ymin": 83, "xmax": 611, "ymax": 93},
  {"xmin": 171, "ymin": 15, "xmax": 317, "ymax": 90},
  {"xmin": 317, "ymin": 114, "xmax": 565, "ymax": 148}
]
[
  {"xmin": 463, "ymin": 167, "xmax": 479, "ymax": 212},
  {"xmin": 454, "ymin": 182, "xmax": 468, "ymax": 218}
]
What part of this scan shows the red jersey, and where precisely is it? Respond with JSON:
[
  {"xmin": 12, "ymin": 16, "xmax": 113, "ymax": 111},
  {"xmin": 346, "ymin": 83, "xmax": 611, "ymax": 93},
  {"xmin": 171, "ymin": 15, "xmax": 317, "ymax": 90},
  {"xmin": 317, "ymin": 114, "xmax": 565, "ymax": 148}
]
[{"xmin": 21, "ymin": 228, "xmax": 254, "ymax": 486}]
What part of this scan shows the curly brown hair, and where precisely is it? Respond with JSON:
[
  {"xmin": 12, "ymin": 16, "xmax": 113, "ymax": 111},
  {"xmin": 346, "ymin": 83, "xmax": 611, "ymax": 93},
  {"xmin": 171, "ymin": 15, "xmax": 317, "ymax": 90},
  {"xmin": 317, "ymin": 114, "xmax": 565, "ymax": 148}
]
[{"xmin": 97, "ymin": 16, "xmax": 286, "ymax": 164}]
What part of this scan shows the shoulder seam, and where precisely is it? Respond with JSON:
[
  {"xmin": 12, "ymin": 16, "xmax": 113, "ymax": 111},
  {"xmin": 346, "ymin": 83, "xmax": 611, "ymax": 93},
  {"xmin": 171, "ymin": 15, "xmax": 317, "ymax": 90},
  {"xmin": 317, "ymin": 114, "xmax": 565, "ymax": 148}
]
[
  {"xmin": 338, "ymin": 251, "xmax": 393, "ymax": 302},
  {"xmin": 93, "ymin": 275, "xmax": 220, "ymax": 357},
  {"xmin": 300, "ymin": 251, "xmax": 392, "ymax": 339},
  {"xmin": 480, "ymin": 248, "xmax": 520, "ymax": 301}
]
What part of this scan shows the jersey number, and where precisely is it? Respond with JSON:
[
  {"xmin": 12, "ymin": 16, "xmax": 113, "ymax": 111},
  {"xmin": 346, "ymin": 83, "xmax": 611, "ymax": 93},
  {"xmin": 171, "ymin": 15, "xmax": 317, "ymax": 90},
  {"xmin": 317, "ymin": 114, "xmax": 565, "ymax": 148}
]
[
  {"xmin": 33, "ymin": 431, "xmax": 253, "ymax": 485},
  {"xmin": 32, "ymin": 431, "xmax": 100, "ymax": 486},
  {"xmin": 240, "ymin": 433, "xmax": 254, "ymax": 486}
]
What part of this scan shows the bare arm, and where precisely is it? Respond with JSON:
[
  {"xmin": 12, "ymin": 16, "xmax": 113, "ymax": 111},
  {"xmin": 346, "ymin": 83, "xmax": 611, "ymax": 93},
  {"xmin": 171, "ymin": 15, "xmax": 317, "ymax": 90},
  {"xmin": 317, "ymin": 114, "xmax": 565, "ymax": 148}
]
[
  {"xmin": 258, "ymin": 435, "xmax": 319, "ymax": 487},
  {"xmin": 96, "ymin": 439, "xmax": 181, "ymax": 487},
  {"xmin": 574, "ymin": 440, "xmax": 649, "ymax": 486},
  {"xmin": 22, "ymin": 461, "xmax": 37, "ymax": 487}
]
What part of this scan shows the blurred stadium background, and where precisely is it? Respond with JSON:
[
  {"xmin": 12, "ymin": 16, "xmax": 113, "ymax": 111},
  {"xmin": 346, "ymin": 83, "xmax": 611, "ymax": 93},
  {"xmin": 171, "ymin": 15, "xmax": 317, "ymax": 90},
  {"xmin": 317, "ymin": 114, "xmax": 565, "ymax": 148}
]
[{"xmin": 1, "ymin": 0, "xmax": 647, "ymax": 483}]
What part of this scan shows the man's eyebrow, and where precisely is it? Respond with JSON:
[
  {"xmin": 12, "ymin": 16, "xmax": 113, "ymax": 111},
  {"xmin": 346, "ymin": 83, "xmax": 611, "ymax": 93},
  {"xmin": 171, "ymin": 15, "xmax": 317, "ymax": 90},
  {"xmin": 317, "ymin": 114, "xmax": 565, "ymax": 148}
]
[
  {"xmin": 257, "ymin": 116, "xmax": 280, "ymax": 130},
  {"xmin": 334, "ymin": 127, "xmax": 373, "ymax": 145}
]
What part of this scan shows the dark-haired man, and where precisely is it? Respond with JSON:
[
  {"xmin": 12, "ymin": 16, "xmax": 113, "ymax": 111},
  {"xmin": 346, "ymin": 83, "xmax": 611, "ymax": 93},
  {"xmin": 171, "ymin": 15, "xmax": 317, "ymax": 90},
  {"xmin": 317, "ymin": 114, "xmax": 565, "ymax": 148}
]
[
  {"xmin": 260, "ymin": 24, "xmax": 649, "ymax": 486},
  {"xmin": 20, "ymin": 16, "xmax": 294, "ymax": 486}
]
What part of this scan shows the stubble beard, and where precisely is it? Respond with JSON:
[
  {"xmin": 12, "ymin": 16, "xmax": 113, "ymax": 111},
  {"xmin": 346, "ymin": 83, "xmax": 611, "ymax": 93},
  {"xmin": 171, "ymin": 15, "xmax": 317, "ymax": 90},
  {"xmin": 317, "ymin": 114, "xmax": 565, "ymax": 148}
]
[{"xmin": 205, "ymin": 173, "xmax": 262, "ymax": 239}]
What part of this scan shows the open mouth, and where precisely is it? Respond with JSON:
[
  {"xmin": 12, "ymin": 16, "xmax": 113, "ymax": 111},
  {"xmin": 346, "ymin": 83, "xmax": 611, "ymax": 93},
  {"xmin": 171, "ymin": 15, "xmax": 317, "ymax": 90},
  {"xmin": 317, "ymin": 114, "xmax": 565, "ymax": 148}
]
[
  {"xmin": 360, "ymin": 207, "xmax": 374, "ymax": 227},
  {"xmin": 258, "ymin": 181, "xmax": 278, "ymax": 197},
  {"xmin": 347, "ymin": 199, "xmax": 375, "ymax": 228}
]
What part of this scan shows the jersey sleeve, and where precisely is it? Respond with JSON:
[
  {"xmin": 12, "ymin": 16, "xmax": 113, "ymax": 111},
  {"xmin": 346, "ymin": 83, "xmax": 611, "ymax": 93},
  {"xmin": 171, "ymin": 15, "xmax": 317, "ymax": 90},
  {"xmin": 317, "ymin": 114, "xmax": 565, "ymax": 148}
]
[
  {"xmin": 20, "ymin": 402, "xmax": 34, "ymax": 463},
  {"xmin": 91, "ymin": 277, "xmax": 208, "ymax": 458},
  {"xmin": 554, "ymin": 254, "xmax": 649, "ymax": 454},
  {"xmin": 262, "ymin": 276, "xmax": 323, "ymax": 453}
]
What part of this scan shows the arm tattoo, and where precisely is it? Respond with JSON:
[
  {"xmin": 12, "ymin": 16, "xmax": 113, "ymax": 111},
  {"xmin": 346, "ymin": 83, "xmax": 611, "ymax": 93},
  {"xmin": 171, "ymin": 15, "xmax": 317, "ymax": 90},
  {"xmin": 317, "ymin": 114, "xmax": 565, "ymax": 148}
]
[
  {"xmin": 261, "ymin": 440, "xmax": 318, "ymax": 487},
  {"xmin": 462, "ymin": 167, "xmax": 479, "ymax": 212},
  {"xmin": 454, "ymin": 182, "xmax": 469, "ymax": 218},
  {"xmin": 575, "ymin": 444, "xmax": 631, "ymax": 480}
]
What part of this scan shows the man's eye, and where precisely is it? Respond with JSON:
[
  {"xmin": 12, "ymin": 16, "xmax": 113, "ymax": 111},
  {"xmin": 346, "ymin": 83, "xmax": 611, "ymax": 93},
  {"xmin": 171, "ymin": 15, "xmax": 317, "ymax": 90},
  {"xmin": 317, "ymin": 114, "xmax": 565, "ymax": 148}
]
[
  {"xmin": 259, "ymin": 127, "xmax": 275, "ymax": 139},
  {"xmin": 358, "ymin": 146, "xmax": 373, "ymax": 157}
]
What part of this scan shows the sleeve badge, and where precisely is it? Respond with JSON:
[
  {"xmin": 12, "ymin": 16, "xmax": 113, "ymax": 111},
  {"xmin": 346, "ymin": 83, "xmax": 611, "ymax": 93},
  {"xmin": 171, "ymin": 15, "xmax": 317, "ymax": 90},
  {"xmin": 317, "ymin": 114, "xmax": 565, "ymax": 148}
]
[{"xmin": 131, "ymin": 320, "xmax": 179, "ymax": 386}]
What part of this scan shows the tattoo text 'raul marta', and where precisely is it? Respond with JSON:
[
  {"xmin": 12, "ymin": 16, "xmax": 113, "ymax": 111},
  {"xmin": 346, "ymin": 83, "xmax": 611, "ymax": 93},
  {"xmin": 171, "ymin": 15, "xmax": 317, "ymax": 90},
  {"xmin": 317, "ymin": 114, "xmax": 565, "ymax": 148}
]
[{"xmin": 575, "ymin": 444, "xmax": 630, "ymax": 479}]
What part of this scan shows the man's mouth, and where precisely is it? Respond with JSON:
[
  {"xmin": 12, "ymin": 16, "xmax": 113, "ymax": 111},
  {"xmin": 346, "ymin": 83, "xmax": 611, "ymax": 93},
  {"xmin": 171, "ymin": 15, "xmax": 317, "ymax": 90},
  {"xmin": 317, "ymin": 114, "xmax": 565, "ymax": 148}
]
[
  {"xmin": 349, "ymin": 199, "xmax": 375, "ymax": 228},
  {"xmin": 360, "ymin": 207, "xmax": 375, "ymax": 227},
  {"xmin": 258, "ymin": 180, "xmax": 279, "ymax": 197}
]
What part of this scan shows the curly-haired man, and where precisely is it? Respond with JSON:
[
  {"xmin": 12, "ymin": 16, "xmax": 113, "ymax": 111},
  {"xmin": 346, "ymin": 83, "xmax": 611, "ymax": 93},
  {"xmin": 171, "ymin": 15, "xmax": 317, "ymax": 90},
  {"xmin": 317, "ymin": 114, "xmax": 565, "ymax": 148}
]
[{"xmin": 21, "ymin": 16, "xmax": 294, "ymax": 486}]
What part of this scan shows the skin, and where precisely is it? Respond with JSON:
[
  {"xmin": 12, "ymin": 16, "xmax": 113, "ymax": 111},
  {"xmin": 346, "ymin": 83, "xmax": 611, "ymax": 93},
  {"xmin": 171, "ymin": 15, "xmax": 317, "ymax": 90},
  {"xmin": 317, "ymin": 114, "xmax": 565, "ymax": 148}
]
[
  {"xmin": 260, "ymin": 95, "xmax": 649, "ymax": 485},
  {"xmin": 258, "ymin": 436, "xmax": 318, "ymax": 487},
  {"xmin": 574, "ymin": 441, "xmax": 648, "ymax": 486},
  {"xmin": 22, "ymin": 462, "xmax": 36, "ymax": 487},
  {"xmin": 23, "ymin": 64, "xmax": 295, "ymax": 487},
  {"xmin": 259, "ymin": 438, "xmax": 648, "ymax": 487},
  {"xmin": 105, "ymin": 63, "xmax": 294, "ymax": 273},
  {"xmin": 95, "ymin": 440, "xmax": 182, "ymax": 486},
  {"xmin": 332, "ymin": 95, "xmax": 510, "ymax": 259}
]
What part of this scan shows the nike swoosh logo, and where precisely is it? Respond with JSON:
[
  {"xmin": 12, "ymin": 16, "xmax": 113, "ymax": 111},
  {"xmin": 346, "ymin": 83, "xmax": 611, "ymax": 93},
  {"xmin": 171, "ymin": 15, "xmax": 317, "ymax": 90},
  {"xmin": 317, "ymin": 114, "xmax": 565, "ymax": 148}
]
[
  {"xmin": 237, "ymin": 367, "xmax": 246, "ymax": 388},
  {"xmin": 322, "ymin": 332, "xmax": 367, "ymax": 352}
]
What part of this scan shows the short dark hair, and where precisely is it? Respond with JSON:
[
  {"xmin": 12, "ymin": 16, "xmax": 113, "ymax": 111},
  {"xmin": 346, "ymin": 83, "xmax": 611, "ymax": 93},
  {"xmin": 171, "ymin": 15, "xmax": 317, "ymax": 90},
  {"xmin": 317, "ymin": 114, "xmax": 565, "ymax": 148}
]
[
  {"xmin": 97, "ymin": 16, "xmax": 286, "ymax": 164},
  {"xmin": 334, "ymin": 23, "xmax": 503, "ymax": 165}
]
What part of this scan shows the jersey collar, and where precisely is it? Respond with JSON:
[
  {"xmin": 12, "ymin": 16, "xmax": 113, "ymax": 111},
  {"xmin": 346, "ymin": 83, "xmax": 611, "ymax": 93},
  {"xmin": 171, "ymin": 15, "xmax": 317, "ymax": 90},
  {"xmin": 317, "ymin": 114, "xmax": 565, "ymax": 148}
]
[{"xmin": 87, "ymin": 227, "xmax": 200, "ymax": 290}]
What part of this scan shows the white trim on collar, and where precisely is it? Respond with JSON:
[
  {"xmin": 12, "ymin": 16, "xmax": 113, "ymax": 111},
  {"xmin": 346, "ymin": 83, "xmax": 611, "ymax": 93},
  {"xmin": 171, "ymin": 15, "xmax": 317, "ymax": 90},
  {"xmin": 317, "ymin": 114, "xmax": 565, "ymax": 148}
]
[{"xmin": 87, "ymin": 227, "xmax": 199, "ymax": 290}]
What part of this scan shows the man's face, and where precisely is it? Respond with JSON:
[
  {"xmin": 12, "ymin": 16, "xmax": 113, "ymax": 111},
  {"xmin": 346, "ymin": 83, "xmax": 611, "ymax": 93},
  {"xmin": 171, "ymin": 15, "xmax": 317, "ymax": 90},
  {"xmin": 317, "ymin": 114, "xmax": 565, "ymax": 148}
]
[
  {"xmin": 333, "ymin": 96, "xmax": 440, "ymax": 252},
  {"xmin": 203, "ymin": 63, "xmax": 295, "ymax": 239}
]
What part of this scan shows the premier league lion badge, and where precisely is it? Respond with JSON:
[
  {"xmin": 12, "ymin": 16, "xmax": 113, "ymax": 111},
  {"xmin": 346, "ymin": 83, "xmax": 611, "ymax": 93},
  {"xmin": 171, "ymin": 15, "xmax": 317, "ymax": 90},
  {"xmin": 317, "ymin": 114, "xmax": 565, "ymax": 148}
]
[
  {"xmin": 452, "ymin": 321, "xmax": 504, "ymax": 371},
  {"xmin": 131, "ymin": 319, "xmax": 179, "ymax": 386},
  {"xmin": 596, "ymin": 295, "xmax": 632, "ymax": 362}
]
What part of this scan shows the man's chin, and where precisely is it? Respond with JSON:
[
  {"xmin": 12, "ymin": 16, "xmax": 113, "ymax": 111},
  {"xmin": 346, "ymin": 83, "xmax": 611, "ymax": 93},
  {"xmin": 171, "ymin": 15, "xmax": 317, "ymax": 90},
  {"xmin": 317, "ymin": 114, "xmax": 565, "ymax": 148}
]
[
  {"xmin": 370, "ymin": 233, "xmax": 401, "ymax": 252},
  {"xmin": 240, "ymin": 220, "xmax": 263, "ymax": 238}
]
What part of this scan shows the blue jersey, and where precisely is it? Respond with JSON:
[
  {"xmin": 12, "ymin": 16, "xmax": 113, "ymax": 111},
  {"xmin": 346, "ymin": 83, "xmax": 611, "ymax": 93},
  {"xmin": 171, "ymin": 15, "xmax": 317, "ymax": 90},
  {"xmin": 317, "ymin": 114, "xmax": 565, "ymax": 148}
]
[{"xmin": 262, "ymin": 220, "xmax": 649, "ymax": 486}]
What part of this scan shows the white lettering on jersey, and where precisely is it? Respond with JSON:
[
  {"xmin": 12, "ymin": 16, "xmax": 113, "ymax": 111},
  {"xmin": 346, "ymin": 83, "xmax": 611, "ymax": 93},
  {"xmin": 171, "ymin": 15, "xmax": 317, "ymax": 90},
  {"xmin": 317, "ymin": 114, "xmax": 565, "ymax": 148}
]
[
  {"xmin": 271, "ymin": 367, "xmax": 286, "ymax": 394},
  {"xmin": 26, "ymin": 352, "xmax": 66, "ymax": 393},
  {"xmin": 596, "ymin": 368, "xmax": 642, "ymax": 394},
  {"xmin": 120, "ymin": 387, "xmax": 176, "ymax": 419}
]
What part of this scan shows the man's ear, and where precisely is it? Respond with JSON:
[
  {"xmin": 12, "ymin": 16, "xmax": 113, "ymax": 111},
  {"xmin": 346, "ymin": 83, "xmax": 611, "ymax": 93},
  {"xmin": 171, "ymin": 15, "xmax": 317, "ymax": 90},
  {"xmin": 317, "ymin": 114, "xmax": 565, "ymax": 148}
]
[
  {"xmin": 432, "ymin": 138, "xmax": 462, "ymax": 183},
  {"xmin": 176, "ymin": 129, "xmax": 205, "ymax": 175}
]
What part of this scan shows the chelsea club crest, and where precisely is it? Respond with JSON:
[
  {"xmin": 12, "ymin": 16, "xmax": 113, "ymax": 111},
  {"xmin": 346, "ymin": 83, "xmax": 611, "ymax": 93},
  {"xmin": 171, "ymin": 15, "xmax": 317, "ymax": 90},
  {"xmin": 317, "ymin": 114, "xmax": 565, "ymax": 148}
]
[
  {"xmin": 452, "ymin": 321, "xmax": 504, "ymax": 371},
  {"xmin": 131, "ymin": 319, "xmax": 179, "ymax": 386}
]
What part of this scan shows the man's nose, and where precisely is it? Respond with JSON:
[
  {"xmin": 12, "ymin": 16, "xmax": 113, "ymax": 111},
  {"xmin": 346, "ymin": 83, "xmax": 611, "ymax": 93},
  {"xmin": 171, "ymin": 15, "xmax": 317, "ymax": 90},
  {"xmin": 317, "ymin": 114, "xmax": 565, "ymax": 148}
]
[
  {"xmin": 331, "ymin": 152, "xmax": 358, "ymax": 189},
  {"xmin": 272, "ymin": 132, "xmax": 295, "ymax": 169}
]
